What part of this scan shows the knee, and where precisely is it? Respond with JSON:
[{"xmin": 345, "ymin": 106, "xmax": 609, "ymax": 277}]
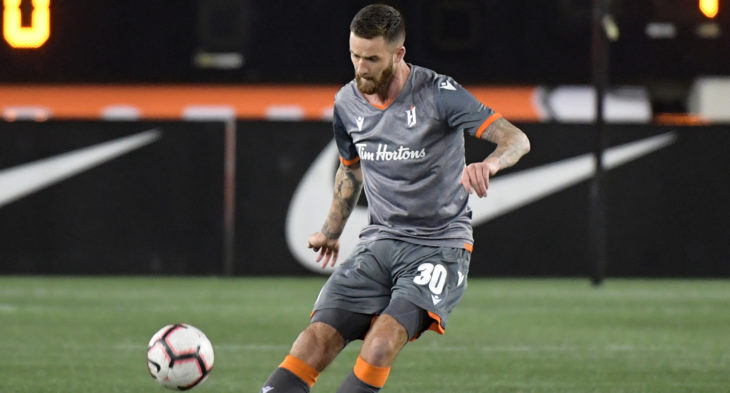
[
  {"xmin": 362, "ymin": 334, "xmax": 400, "ymax": 365},
  {"xmin": 291, "ymin": 322, "xmax": 345, "ymax": 371},
  {"xmin": 301, "ymin": 322, "xmax": 344, "ymax": 349},
  {"xmin": 360, "ymin": 316, "xmax": 408, "ymax": 366}
]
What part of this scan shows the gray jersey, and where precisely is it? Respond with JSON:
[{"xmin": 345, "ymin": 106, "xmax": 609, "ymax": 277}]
[{"xmin": 333, "ymin": 64, "xmax": 498, "ymax": 250}]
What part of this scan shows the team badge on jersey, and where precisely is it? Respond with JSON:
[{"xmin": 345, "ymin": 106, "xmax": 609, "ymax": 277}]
[
  {"xmin": 439, "ymin": 80, "xmax": 457, "ymax": 90},
  {"xmin": 405, "ymin": 105, "xmax": 417, "ymax": 128}
]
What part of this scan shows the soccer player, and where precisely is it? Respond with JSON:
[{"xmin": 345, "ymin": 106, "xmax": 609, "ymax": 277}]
[{"xmin": 260, "ymin": 4, "xmax": 530, "ymax": 393}]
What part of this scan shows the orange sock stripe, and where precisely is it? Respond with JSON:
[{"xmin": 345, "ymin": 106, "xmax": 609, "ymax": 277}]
[
  {"xmin": 353, "ymin": 356, "xmax": 391, "ymax": 388},
  {"xmin": 279, "ymin": 355, "xmax": 319, "ymax": 387}
]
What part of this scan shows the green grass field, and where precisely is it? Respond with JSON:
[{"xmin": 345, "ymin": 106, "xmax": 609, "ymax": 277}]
[{"xmin": 0, "ymin": 277, "xmax": 728, "ymax": 393}]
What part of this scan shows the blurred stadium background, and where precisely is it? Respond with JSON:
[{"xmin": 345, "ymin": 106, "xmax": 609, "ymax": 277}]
[{"xmin": 0, "ymin": 1, "xmax": 729, "ymax": 392}]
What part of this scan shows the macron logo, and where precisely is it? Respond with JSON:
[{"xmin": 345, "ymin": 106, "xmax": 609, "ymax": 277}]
[
  {"xmin": 439, "ymin": 81, "xmax": 457, "ymax": 91},
  {"xmin": 262, "ymin": 386, "xmax": 274, "ymax": 393},
  {"xmin": 356, "ymin": 116, "xmax": 364, "ymax": 131},
  {"xmin": 431, "ymin": 294, "xmax": 442, "ymax": 305}
]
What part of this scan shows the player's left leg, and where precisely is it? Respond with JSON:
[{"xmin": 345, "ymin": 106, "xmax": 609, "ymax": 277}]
[
  {"xmin": 335, "ymin": 298, "xmax": 432, "ymax": 393},
  {"xmin": 335, "ymin": 243, "xmax": 471, "ymax": 392}
]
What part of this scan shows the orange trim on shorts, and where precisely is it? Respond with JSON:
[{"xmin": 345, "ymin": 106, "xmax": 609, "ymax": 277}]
[
  {"xmin": 339, "ymin": 155, "xmax": 361, "ymax": 166},
  {"xmin": 464, "ymin": 243, "xmax": 473, "ymax": 253},
  {"xmin": 353, "ymin": 356, "xmax": 391, "ymax": 388},
  {"xmin": 475, "ymin": 112, "xmax": 502, "ymax": 139},
  {"xmin": 279, "ymin": 355, "xmax": 319, "ymax": 387},
  {"xmin": 369, "ymin": 314, "xmax": 379, "ymax": 330},
  {"xmin": 426, "ymin": 311, "xmax": 446, "ymax": 335}
]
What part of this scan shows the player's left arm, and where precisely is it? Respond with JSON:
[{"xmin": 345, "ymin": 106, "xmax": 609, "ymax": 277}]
[{"xmin": 461, "ymin": 117, "xmax": 530, "ymax": 198}]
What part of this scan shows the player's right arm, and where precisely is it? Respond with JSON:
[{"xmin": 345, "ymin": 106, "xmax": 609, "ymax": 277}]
[
  {"xmin": 308, "ymin": 160, "xmax": 363, "ymax": 268},
  {"xmin": 310, "ymin": 97, "xmax": 363, "ymax": 268}
]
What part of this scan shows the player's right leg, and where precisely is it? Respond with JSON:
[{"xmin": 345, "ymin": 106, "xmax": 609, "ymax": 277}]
[
  {"xmin": 259, "ymin": 309, "xmax": 374, "ymax": 393},
  {"xmin": 260, "ymin": 243, "xmax": 390, "ymax": 393},
  {"xmin": 258, "ymin": 322, "xmax": 342, "ymax": 393}
]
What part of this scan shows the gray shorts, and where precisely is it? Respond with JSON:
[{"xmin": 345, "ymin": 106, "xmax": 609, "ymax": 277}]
[{"xmin": 313, "ymin": 239, "xmax": 471, "ymax": 334}]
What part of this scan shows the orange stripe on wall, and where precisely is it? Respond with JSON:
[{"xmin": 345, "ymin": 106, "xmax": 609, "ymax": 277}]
[
  {"xmin": 469, "ymin": 86, "xmax": 539, "ymax": 122},
  {"xmin": 0, "ymin": 84, "xmax": 539, "ymax": 121},
  {"xmin": 0, "ymin": 85, "xmax": 340, "ymax": 120}
]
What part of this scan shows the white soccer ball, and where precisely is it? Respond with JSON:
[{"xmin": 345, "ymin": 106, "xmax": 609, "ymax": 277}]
[{"xmin": 147, "ymin": 324, "xmax": 215, "ymax": 390}]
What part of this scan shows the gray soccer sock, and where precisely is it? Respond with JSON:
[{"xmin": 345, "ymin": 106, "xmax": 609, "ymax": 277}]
[
  {"xmin": 260, "ymin": 367, "xmax": 310, "ymax": 393},
  {"xmin": 336, "ymin": 371, "xmax": 381, "ymax": 393}
]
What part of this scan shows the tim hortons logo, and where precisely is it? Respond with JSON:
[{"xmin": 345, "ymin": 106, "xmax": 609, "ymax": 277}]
[{"xmin": 356, "ymin": 143, "xmax": 426, "ymax": 161}]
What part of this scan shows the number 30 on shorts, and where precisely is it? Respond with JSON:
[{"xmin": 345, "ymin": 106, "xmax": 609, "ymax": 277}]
[{"xmin": 413, "ymin": 263, "xmax": 447, "ymax": 295}]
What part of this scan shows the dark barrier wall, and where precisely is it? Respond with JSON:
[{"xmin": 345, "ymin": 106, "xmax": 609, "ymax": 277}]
[
  {"xmin": 235, "ymin": 122, "xmax": 730, "ymax": 277},
  {"xmin": 472, "ymin": 124, "xmax": 730, "ymax": 277},
  {"xmin": 1, "ymin": 121, "xmax": 728, "ymax": 276},
  {"xmin": 0, "ymin": 122, "xmax": 224, "ymax": 274}
]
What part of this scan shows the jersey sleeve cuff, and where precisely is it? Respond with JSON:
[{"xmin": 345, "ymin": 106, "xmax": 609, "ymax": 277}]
[
  {"xmin": 475, "ymin": 112, "xmax": 502, "ymax": 139},
  {"xmin": 339, "ymin": 156, "xmax": 361, "ymax": 166}
]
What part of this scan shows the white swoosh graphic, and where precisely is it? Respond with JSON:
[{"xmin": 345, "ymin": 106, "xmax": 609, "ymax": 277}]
[
  {"xmin": 469, "ymin": 132, "xmax": 678, "ymax": 224},
  {"xmin": 0, "ymin": 129, "xmax": 162, "ymax": 208},
  {"xmin": 286, "ymin": 132, "xmax": 677, "ymax": 274},
  {"xmin": 285, "ymin": 141, "xmax": 370, "ymax": 273}
]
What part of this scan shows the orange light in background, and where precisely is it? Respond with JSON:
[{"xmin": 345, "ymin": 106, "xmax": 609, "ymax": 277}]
[
  {"xmin": 3, "ymin": 0, "xmax": 51, "ymax": 48},
  {"xmin": 699, "ymin": 0, "xmax": 719, "ymax": 18}
]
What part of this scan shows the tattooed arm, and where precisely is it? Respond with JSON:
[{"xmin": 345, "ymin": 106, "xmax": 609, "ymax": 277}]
[
  {"xmin": 461, "ymin": 117, "xmax": 530, "ymax": 198},
  {"xmin": 308, "ymin": 161, "xmax": 364, "ymax": 268}
]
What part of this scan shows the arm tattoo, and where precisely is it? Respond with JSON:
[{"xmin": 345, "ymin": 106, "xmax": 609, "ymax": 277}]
[
  {"xmin": 481, "ymin": 117, "xmax": 530, "ymax": 170},
  {"xmin": 321, "ymin": 162, "xmax": 363, "ymax": 239}
]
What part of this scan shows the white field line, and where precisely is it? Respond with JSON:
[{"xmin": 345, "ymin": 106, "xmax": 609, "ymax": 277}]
[{"xmin": 26, "ymin": 343, "xmax": 700, "ymax": 353}]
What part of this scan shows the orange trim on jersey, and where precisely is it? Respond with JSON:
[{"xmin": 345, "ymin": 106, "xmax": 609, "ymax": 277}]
[
  {"xmin": 368, "ymin": 97, "xmax": 393, "ymax": 110},
  {"xmin": 339, "ymin": 155, "xmax": 361, "ymax": 166},
  {"xmin": 279, "ymin": 355, "xmax": 319, "ymax": 387},
  {"xmin": 427, "ymin": 311, "xmax": 446, "ymax": 335},
  {"xmin": 464, "ymin": 243, "xmax": 473, "ymax": 253},
  {"xmin": 353, "ymin": 356, "xmax": 391, "ymax": 388},
  {"xmin": 475, "ymin": 112, "xmax": 503, "ymax": 139}
]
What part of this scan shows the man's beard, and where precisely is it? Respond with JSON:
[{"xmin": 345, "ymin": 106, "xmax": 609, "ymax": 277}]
[{"xmin": 356, "ymin": 62, "xmax": 394, "ymax": 95}]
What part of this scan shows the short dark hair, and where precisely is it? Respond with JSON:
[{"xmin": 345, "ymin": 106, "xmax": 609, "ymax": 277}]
[{"xmin": 350, "ymin": 4, "xmax": 405, "ymax": 45}]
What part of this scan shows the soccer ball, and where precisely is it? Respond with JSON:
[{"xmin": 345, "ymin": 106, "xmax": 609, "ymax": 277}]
[{"xmin": 147, "ymin": 324, "xmax": 215, "ymax": 390}]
